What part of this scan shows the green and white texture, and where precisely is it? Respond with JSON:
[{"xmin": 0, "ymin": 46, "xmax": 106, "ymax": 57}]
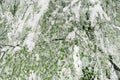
[{"xmin": 0, "ymin": 0, "xmax": 120, "ymax": 80}]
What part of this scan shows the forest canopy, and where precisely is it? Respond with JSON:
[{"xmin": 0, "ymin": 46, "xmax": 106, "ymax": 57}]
[{"xmin": 0, "ymin": 0, "xmax": 120, "ymax": 80}]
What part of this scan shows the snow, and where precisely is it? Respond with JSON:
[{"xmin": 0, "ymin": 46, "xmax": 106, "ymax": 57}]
[
  {"xmin": 35, "ymin": 54, "xmax": 40, "ymax": 61},
  {"xmin": 66, "ymin": 30, "xmax": 75, "ymax": 41},
  {"xmin": 112, "ymin": 24, "xmax": 120, "ymax": 31},
  {"xmin": 7, "ymin": 0, "xmax": 50, "ymax": 53},
  {"xmin": 89, "ymin": 2, "xmax": 110, "ymax": 26},
  {"xmin": 1, "ymin": 0, "xmax": 120, "ymax": 79},
  {"xmin": 29, "ymin": 72, "xmax": 41, "ymax": 80},
  {"xmin": 13, "ymin": 46, "xmax": 21, "ymax": 52},
  {"xmin": 71, "ymin": 1, "xmax": 81, "ymax": 20},
  {"xmin": 70, "ymin": 0, "xmax": 79, "ymax": 6},
  {"xmin": 89, "ymin": 0, "xmax": 98, "ymax": 4},
  {"xmin": 110, "ymin": 67, "xmax": 118, "ymax": 80},
  {"xmin": 73, "ymin": 45, "xmax": 82, "ymax": 78},
  {"xmin": 7, "ymin": 33, "xmax": 12, "ymax": 42},
  {"xmin": 1, "ymin": 46, "xmax": 9, "ymax": 52},
  {"xmin": 23, "ymin": 5, "xmax": 33, "ymax": 21},
  {"xmin": 66, "ymin": 27, "xmax": 77, "ymax": 41},
  {"xmin": 23, "ymin": 32, "xmax": 35, "ymax": 52}
]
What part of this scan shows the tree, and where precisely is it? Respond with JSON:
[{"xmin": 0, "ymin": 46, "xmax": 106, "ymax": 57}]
[{"xmin": 0, "ymin": 0, "xmax": 120, "ymax": 80}]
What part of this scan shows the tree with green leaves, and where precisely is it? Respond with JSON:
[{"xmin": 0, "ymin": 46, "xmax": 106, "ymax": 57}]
[{"xmin": 0, "ymin": 0, "xmax": 120, "ymax": 80}]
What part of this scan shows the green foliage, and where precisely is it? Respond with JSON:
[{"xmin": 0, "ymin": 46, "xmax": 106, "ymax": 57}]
[
  {"xmin": 0, "ymin": 0, "xmax": 120, "ymax": 80},
  {"xmin": 81, "ymin": 67, "xmax": 95, "ymax": 80}
]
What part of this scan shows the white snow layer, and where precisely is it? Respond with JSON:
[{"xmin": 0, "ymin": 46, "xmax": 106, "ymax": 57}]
[
  {"xmin": 89, "ymin": 0, "xmax": 110, "ymax": 26},
  {"xmin": 29, "ymin": 72, "xmax": 41, "ymax": 80},
  {"xmin": 7, "ymin": 0, "xmax": 50, "ymax": 52},
  {"xmin": 73, "ymin": 45, "xmax": 82, "ymax": 79},
  {"xmin": 66, "ymin": 27, "xmax": 77, "ymax": 41},
  {"xmin": 24, "ymin": 32, "xmax": 35, "ymax": 52},
  {"xmin": 23, "ymin": 0, "xmax": 50, "ymax": 52},
  {"xmin": 71, "ymin": 1, "xmax": 81, "ymax": 20},
  {"xmin": 89, "ymin": 0, "xmax": 98, "ymax": 4}
]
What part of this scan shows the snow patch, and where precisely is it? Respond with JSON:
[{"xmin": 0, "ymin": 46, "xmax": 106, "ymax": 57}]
[
  {"xmin": 66, "ymin": 27, "xmax": 77, "ymax": 41},
  {"xmin": 13, "ymin": 46, "xmax": 21, "ymax": 52},
  {"xmin": 89, "ymin": 2, "xmax": 110, "ymax": 26},
  {"xmin": 89, "ymin": 0, "xmax": 99, "ymax": 4},
  {"xmin": 71, "ymin": 1, "xmax": 81, "ymax": 20},
  {"xmin": 24, "ymin": 32, "xmax": 35, "ymax": 52},
  {"xmin": 29, "ymin": 72, "xmax": 41, "ymax": 80},
  {"xmin": 73, "ymin": 45, "xmax": 82, "ymax": 78},
  {"xmin": 70, "ymin": 0, "xmax": 79, "ymax": 6}
]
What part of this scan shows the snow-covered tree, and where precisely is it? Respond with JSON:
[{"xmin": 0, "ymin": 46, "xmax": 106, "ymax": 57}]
[{"xmin": 0, "ymin": 0, "xmax": 120, "ymax": 80}]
